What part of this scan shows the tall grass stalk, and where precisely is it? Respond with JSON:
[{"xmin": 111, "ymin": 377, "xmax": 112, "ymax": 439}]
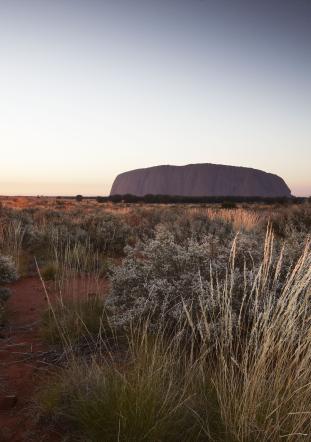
[
  {"xmin": 186, "ymin": 232, "xmax": 311, "ymax": 441},
  {"xmin": 0, "ymin": 219, "xmax": 25, "ymax": 270},
  {"xmin": 49, "ymin": 233, "xmax": 105, "ymax": 300}
]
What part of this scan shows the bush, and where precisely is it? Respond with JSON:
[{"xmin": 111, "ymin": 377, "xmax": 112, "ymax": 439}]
[
  {"xmin": 0, "ymin": 287, "xmax": 11, "ymax": 302},
  {"xmin": 221, "ymin": 201, "xmax": 237, "ymax": 209},
  {"xmin": 0, "ymin": 303, "xmax": 5, "ymax": 326},
  {"xmin": 41, "ymin": 262, "xmax": 58, "ymax": 281},
  {"xmin": 107, "ymin": 227, "xmax": 263, "ymax": 333},
  {"xmin": 0, "ymin": 287, "xmax": 11, "ymax": 326},
  {"xmin": 82, "ymin": 213, "xmax": 132, "ymax": 255},
  {"xmin": 0, "ymin": 255, "xmax": 18, "ymax": 283},
  {"xmin": 108, "ymin": 225, "xmax": 311, "ymax": 342}
]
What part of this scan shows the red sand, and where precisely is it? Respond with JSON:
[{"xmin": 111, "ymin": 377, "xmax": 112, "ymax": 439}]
[
  {"xmin": 0, "ymin": 277, "xmax": 61, "ymax": 441},
  {"xmin": 0, "ymin": 275, "xmax": 109, "ymax": 441}
]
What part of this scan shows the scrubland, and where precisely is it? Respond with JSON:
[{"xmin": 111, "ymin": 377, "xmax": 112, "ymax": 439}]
[{"xmin": 0, "ymin": 197, "xmax": 310, "ymax": 441}]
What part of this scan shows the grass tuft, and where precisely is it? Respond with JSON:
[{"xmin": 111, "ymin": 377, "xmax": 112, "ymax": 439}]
[{"xmin": 41, "ymin": 296, "xmax": 109, "ymax": 345}]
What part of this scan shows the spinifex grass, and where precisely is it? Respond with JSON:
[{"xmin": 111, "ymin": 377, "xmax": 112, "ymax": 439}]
[
  {"xmin": 41, "ymin": 296, "xmax": 109, "ymax": 345},
  {"xmin": 38, "ymin": 327, "xmax": 211, "ymax": 442},
  {"xmin": 188, "ymin": 234, "xmax": 311, "ymax": 441},
  {"xmin": 37, "ymin": 226, "xmax": 311, "ymax": 441}
]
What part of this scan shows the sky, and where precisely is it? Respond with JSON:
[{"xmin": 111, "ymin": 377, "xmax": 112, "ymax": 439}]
[{"xmin": 0, "ymin": 0, "xmax": 310, "ymax": 196}]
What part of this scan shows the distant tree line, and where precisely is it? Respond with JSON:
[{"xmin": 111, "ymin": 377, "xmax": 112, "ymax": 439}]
[{"xmin": 69, "ymin": 194, "xmax": 309, "ymax": 205}]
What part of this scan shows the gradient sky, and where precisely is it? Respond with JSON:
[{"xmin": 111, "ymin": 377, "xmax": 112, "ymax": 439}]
[{"xmin": 0, "ymin": 0, "xmax": 310, "ymax": 196}]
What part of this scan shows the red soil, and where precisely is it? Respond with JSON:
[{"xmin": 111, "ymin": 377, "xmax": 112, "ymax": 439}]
[
  {"xmin": 0, "ymin": 277, "xmax": 61, "ymax": 441},
  {"xmin": 0, "ymin": 275, "xmax": 109, "ymax": 441}
]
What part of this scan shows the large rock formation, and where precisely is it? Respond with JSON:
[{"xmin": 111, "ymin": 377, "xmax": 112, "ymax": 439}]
[{"xmin": 110, "ymin": 163, "xmax": 291, "ymax": 197}]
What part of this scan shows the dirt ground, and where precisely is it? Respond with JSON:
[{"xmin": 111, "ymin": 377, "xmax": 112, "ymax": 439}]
[
  {"xmin": 0, "ymin": 277, "xmax": 63, "ymax": 441},
  {"xmin": 0, "ymin": 275, "xmax": 109, "ymax": 442}
]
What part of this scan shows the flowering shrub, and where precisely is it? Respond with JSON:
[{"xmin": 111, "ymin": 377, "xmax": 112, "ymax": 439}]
[
  {"xmin": 108, "ymin": 224, "xmax": 310, "ymax": 338},
  {"xmin": 109, "ymin": 227, "xmax": 258, "ymax": 331}
]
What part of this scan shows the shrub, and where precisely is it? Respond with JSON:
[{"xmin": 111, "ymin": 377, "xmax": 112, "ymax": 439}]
[
  {"xmin": 41, "ymin": 262, "xmax": 58, "ymax": 281},
  {"xmin": 82, "ymin": 213, "xmax": 132, "ymax": 255},
  {"xmin": 0, "ymin": 303, "xmax": 5, "ymax": 326},
  {"xmin": 0, "ymin": 287, "xmax": 11, "ymax": 302},
  {"xmin": 107, "ymin": 227, "xmax": 264, "ymax": 332},
  {"xmin": 0, "ymin": 287, "xmax": 11, "ymax": 326},
  {"xmin": 221, "ymin": 201, "xmax": 237, "ymax": 209},
  {"xmin": 0, "ymin": 255, "xmax": 18, "ymax": 283},
  {"xmin": 108, "ymin": 225, "xmax": 311, "ymax": 343}
]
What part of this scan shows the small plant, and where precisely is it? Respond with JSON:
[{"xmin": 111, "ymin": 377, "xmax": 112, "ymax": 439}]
[
  {"xmin": 0, "ymin": 256, "xmax": 16, "ymax": 327},
  {"xmin": 221, "ymin": 201, "xmax": 237, "ymax": 209},
  {"xmin": 0, "ymin": 302, "xmax": 5, "ymax": 326},
  {"xmin": 98, "ymin": 257, "xmax": 112, "ymax": 277},
  {"xmin": 37, "ymin": 332, "xmax": 202, "ymax": 442},
  {"xmin": 0, "ymin": 255, "xmax": 18, "ymax": 283},
  {"xmin": 41, "ymin": 295, "xmax": 109, "ymax": 344},
  {"xmin": 0, "ymin": 287, "xmax": 11, "ymax": 302},
  {"xmin": 0, "ymin": 287, "xmax": 11, "ymax": 326},
  {"xmin": 41, "ymin": 262, "xmax": 58, "ymax": 281}
]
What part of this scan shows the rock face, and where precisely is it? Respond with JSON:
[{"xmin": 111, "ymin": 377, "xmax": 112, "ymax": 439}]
[{"xmin": 110, "ymin": 163, "xmax": 291, "ymax": 197}]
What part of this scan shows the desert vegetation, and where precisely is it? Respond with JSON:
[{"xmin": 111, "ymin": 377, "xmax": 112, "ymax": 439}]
[
  {"xmin": 0, "ymin": 255, "xmax": 18, "ymax": 326},
  {"xmin": 0, "ymin": 197, "xmax": 310, "ymax": 441}
]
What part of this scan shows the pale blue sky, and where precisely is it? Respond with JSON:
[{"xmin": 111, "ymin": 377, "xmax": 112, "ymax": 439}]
[{"xmin": 0, "ymin": 0, "xmax": 310, "ymax": 196}]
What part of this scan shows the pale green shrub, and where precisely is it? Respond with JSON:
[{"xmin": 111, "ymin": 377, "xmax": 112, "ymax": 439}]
[{"xmin": 108, "ymin": 226, "xmax": 264, "ymax": 331}]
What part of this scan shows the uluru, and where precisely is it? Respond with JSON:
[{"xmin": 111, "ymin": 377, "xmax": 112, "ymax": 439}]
[{"xmin": 110, "ymin": 163, "xmax": 291, "ymax": 197}]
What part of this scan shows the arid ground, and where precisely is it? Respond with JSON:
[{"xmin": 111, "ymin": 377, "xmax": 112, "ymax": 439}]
[{"xmin": 1, "ymin": 196, "xmax": 310, "ymax": 441}]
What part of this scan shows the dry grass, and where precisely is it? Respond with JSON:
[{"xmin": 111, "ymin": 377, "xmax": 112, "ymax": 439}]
[
  {"xmin": 0, "ymin": 219, "xmax": 25, "ymax": 269},
  {"xmin": 37, "ymin": 227, "xmax": 311, "ymax": 441},
  {"xmin": 1, "ymin": 199, "xmax": 310, "ymax": 440},
  {"xmin": 187, "ymin": 207, "xmax": 262, "ymax": 231},
  {"xmin": 195, "ymin": 234, "xmax": 311, "ymax": 441}
]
